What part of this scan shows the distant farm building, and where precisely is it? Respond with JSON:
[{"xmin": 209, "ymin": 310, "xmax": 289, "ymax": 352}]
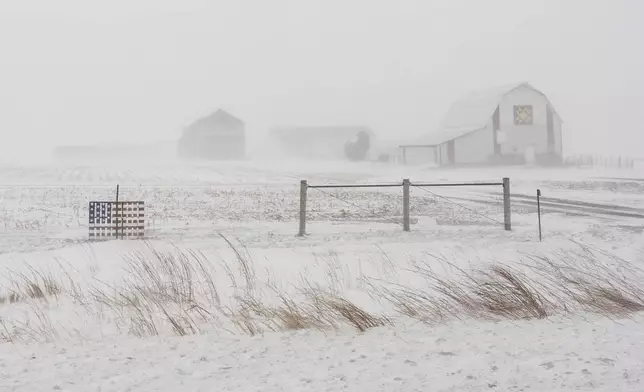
[
  {"xmin": 399, "ymin": 82, "xmax": 563, "ymax": 166},
  {"xmin": 267, "ymin": 126, "xmax": 376, "ymax": 161},
  {"xmin": 178, "ymin": 109, "xmax": 245, "ymax": 160}
]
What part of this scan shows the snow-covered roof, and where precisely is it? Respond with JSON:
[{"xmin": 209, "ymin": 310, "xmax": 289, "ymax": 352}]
[
  {"xmin": 398, "ymin": 127, "xmax": 477, "ymax": 148},
  {"xmin": 401, "ymin": 82, "xmax": 561, "ymax": 147}
]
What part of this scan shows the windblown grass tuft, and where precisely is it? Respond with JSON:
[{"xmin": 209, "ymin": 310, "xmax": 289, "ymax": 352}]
[{"xmin": 1, "ymin": 240, "xmax": 643, "ymax": 344}]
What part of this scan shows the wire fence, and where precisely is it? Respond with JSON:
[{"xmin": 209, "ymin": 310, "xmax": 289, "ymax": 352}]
[
  {"xmin": 0, "ymin": 178, "xmax": 512, "ymax": 252},
  {"xmin": 0, "ymin": 184, "xmax": 300, "ymax": 233},
  {"xmin": 298, "ymin": 178, "xmax": 511, "ymax": 235},
  {"xmin": 306, "ymin": 185, "xmax": 407, "ymax": 226},
  {"xmin": 564, "ymin": 155, "xmax": 635, "ymax": 169},
  {"xmin": 409, "ymin": 185, "xmax": 505, "ymax": 227}
]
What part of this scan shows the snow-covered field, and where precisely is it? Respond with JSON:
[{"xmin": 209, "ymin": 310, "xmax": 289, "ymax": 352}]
[{"xmin": 1, "ymin": 160, "xmax": 644, "ymax": 391}]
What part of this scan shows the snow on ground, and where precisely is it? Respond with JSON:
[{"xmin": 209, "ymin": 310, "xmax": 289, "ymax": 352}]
[
  {"xmin": 1, "ymin": 160, "xmax": 644, "ymax": 391},
  {"xmin": 3, "ymin": 314, "xmax": 644, "ymax": 392},
  {"xmin": 2, "ymin": 161, "xmax": 643, "ymax": 254}
]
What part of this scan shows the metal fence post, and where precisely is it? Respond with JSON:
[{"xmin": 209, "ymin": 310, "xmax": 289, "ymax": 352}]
[
  {"xmin": 115, "ymin": 184, "xmax": 120, "ymax": 240},
  {"xmin": 298, "ymin": 180, "xmax": 308, "ymax": 236},
  {"xmin": 502, "ymin": 177, "xmax": 511, "ymax": 231},
  {"xmin": 403, "ymin": 178, "xmax": 410, "ymax": 231}
]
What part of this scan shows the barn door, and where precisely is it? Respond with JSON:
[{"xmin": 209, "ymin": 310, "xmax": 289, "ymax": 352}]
[
  {"xmin": 447, "ymin": 140, "xmax": 455, "ymax": 164},
  {"xmin": 492, "ymin": 105, "xmax": 501, "ymax": 155},
  {"xmin": 546, "ymin": 106, "xmax": 555, "ymax": 152}
]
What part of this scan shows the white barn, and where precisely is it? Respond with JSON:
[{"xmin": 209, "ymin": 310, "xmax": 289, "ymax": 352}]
[{"xmin": 400, "ymin": 82, "xmax": 563, "ymax": 166}]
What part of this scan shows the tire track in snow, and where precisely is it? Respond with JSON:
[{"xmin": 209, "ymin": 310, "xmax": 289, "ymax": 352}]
[{"xmin": 454, "ymin": 193, "xmax": 644, "ymax": 220}]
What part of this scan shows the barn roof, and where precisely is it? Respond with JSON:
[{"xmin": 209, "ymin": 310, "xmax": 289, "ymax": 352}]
[
  {"xmin": 399, "ymin": 126, "xmax": 482, "ymax": 147},
  {"xmin": 183, "ymin": 109, "xmax": 244, "ymax": 136},
  {"xmin": 401, "ymin": 82, "xmax": 561, "ymax": 147}
]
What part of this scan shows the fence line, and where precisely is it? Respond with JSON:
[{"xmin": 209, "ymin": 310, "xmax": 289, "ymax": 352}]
[
  {"xmin": 2, "ymin": 180, "xmax": 512, "ymax": 241},
  {"xmin": 564, "ymin": 155, "xmax": 635, "ymax": 169},
  {"xmin": 306, "ymin": 186, "xmax": 405, "ymax": 227},
  {"xmin": 308, "ymin": 183, "xmax": 403, "ymax": 189},
  {"xmin": 411, "ymin": 182, "xmax": 503, "ymax": 187},
  {"xmin": 410, "ymin": 184, "xmax": 505, "ymax": 227},
  {"xmin": 298, "ymin": 178, "xmax": 511, "ymax": 236},
  {"xmin": 0, "ymin": 183, "xmax": 295, "ymax": 189}
]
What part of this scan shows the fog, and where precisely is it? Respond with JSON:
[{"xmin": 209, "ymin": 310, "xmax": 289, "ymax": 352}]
[{"xmin": 1, "ymin": 0, "xmax": 642, "ymax": 163}]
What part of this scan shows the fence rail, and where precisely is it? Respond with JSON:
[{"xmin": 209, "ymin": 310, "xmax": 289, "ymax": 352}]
[
  {"xmin": 410, "ymin": 182, "xmax": 503, "ymax": 187},
  {"xmin": 308, "ymin": 183, "xmax": 403, "ymax": 189},
  {"xmin": 298, "ymin": 178, "xmax": 511, "ymax": 236}
]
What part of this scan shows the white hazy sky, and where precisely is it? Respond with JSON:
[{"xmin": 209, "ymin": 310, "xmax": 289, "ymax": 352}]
[{"xmin": 1, "ymin": 0, "xmax": 642, "ymax": 160}]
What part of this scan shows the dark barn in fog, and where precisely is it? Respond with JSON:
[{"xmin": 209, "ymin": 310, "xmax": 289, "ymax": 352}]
[{"xmin": 178, "ymin": 109, "xmax": 246, "ymax": 160}]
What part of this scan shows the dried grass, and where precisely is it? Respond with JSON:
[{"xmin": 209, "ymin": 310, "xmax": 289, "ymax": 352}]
[
  {"xmin": 469, "ymin": 265, "xmax": 551, "ymax": 320},
  {"xmin": 1, "ymin": 241, "xmax": 643, "ymax": 344},
  {"xmin": 0, "ymin": 267, "xmax": 63, "ymax": 306},
  {"xmin": 88, "ymin": 243, "xmax": 224, "ymax": 338},
  {"xmin": 376, "ymin": 246, "xmax": 644, "ymax": 325}
]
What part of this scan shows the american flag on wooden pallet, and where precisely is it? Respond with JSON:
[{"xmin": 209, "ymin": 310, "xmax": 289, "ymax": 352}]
[{"xmin": 89, "ymin": 201, "xmax": 145, "ymax": 239}]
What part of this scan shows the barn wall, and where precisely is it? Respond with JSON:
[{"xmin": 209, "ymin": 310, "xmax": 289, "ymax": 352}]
[
  {"xmin": 554, "ymin": 115, "xmax": 563, "ymax": 156},
  {"xmin": 267, "ymin": 129, "xmax": 375, "ymax": 161},
  {"xmin": 180, "ymin": 113, "xmax": 246, "ymax": 160},
  {"xmin": 402, "ymin": 146, "xmax": 437, "ymax": 165},
  {"xmin": 437, "ymin": 143, "xmax": 449, "ymax": 165},
  {"xmin": 270, "ymin": 133, "xmax": 347, "ymax": 160},
  {"xmin": 179, "ymin": 133, "xmax": 246, "ymax": 160},
  {"xmin": 498, "ymin": 85, "xmax": 550, "ymax": 156},
  {"xmin": 453, "ymin": 125, "xmax": 494, "ymax": 164}
]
